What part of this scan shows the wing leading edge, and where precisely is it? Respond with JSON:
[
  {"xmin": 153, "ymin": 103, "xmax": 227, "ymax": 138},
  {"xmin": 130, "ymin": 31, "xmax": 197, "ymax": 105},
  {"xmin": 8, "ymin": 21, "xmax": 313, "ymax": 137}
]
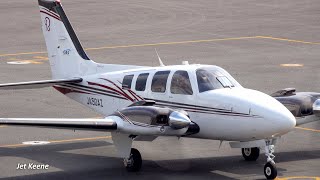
[
  {"xmin": 0, "ymin": 78, "xmax": 82, "ymax": 90},
  {"xmin": 0, "ymin": 118, "xmax": 117, "ymax": 131}
]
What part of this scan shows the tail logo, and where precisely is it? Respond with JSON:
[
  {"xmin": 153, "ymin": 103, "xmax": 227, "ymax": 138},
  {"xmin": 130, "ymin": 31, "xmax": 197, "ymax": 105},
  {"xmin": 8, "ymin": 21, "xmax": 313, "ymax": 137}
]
[
  {"xmin": 44, "ymin": 17, "xmax": 51, "ymax": 31},
  {"xmin": 63, "ymin": 49, "xmax": 71, "ymax": 55}
]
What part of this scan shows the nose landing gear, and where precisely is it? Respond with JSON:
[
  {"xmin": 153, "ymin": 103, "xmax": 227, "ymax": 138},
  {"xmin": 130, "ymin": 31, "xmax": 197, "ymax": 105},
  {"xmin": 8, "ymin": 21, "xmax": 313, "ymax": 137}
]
[{"xmin": 264, "ymin": 141, "xmax": 277, "ymax": 179}]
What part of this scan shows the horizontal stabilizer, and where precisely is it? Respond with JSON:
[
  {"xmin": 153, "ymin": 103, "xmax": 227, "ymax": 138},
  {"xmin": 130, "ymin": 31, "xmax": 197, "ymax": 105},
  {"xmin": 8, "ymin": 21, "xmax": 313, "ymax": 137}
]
[
  {"xmin": 0, "ymin": 78, "xmax": 82, "ymax": 90},
  {"xmin": 0, "ymin": 118, "xmax": 117, "ymax": 131}
]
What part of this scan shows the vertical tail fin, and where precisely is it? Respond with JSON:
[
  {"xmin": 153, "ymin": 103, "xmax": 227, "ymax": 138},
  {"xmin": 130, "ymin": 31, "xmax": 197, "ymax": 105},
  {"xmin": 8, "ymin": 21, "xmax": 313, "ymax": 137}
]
[{"xmin": 38, "ymin": 0, "xmax": 95, "ymax": 78}]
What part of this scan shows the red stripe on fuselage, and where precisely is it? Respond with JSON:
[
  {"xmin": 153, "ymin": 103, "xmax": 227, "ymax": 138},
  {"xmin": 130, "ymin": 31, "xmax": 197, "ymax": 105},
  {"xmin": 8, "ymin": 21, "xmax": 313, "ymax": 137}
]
[
  {"xmin": 53, "ymin": 86, "xmax": 92, "ymax": 95},
  {"xmin": 99, "ymin": 78, "xmax": 135, "ymax": 101},
  {"xmin": 87, "ymin": 81, "xmax": 134, "ymax": 102},
  {"xmin": 40, "ymin": 7, "xmax": 60, "ymax": 17},
  {"xmin": 40, "ymin": 10, "xmax": 61, "ymax": 21},
  {"xmin": 127, "ymin": 89, "xmax": 143, "ymax": 101}
]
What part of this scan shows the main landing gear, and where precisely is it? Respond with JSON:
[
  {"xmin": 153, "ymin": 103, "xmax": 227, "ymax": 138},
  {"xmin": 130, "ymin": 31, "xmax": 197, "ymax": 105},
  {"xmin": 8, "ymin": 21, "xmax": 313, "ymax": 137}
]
[
  {"xmin": 241, "ymin": 147, "xmax": 260, "ymax": 161},
  {"xmin": 124, "ymin": 148, "xmax": 142, "ymax": 172}
]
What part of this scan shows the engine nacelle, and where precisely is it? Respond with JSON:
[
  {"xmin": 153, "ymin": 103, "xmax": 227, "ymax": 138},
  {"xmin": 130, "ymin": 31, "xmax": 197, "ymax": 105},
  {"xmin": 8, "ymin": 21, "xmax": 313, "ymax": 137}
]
[
  {"xmin": 113, "ymin": 106, "xmax": 191, "ymax": 130},
  {"xmin": 273, "ymin": 91, "xmax": 320, "ymax": 117}
]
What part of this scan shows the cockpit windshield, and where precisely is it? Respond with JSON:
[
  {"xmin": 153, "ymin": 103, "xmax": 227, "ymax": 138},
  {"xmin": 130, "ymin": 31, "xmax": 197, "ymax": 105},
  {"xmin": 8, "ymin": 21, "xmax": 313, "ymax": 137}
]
[{"xmin": 196, "ymin": 66, "xmax": 241, "ymax": 93}]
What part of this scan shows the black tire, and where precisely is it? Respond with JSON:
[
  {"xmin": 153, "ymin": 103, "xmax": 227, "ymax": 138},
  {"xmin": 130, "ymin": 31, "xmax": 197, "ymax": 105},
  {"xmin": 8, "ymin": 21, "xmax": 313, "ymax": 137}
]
[
  {"xmin": 125, "ymin": 148, "xmax": 142, "ymax": 172},
  {"xmin": 241, "ymin": 147, "xmax": 260, "ymax": 161},
  {"xmin": 264, "ymin": 162, "xmax": 277, "ymax": 179}
]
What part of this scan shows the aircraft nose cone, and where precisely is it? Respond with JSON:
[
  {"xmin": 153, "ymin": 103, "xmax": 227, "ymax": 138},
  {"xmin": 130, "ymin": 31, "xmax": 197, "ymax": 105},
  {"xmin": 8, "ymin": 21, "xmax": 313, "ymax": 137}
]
[
  {"xmin": 271, "ymin": 107, "xmax": 296, "ymax": 135},
  {"xmin": 238, "ymin": 88, "xmax": 296, "ymax": 136}
]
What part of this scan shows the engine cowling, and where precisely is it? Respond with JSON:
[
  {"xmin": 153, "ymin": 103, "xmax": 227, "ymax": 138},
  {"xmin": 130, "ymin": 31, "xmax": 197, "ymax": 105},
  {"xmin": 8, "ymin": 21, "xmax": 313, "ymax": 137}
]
[
  {"xmin": 113, "ymin": 106, "xmax": 191, "ymax": 129},
  {"xmin": 273, "ymin": 90, "xmax": 320, "ymax": 117}
]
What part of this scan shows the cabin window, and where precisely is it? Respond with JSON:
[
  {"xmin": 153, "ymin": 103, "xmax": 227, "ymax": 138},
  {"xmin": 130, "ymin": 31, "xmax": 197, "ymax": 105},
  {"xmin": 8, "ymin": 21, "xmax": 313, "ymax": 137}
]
[
  {"xmin": 135, "ymin": 73, "xmax": 149, "ymax": 91},
  {"xmin": 151, "ymin": 71, "xmax": 170, "ymax": 93},
  {"xmin": 122, "ymin": 75, "xmax": 134, "ymax": 89},
  {"xmin": 171, "ymin": 71, "xmax": 193, "ymax": 95}
]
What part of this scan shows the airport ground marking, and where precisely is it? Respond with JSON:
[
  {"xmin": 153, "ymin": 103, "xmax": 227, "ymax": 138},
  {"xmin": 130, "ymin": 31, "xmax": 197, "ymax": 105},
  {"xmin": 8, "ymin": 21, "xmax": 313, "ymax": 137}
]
[
  {"xmin": 0, "ymin": 36, "xmax": 257, "ymax": 57},
  {"xmin": 6, "ymin": 56, "xmax": 48, "ymax": 65},
  {"xmin": 256, "ymin": 36, "xmax": 320, "ymax": 45},
  {"xmin": 0, "ymin": 127, "xmax": 319, "ymax": 148},
  {"xmin": 276, "ymin": 176, "xmax": 320, "ymax": 180},
  {"xmin": 295, "ymin": 126, "xmax": 320, "ymax": 133},
  {"xmin": 280, "ymin": 64, "xmax": 304, "ymax": 67},
  {"xmin": 1, "ymin": 35, "xmax": 319, "ymax": 58},
  {"xmin": 84, "ymin": 36, "xmax": 258, "ymax": 51},
  {"xmin": 0, "ymin": 135, "xmax": 111, "ymax": 148}
]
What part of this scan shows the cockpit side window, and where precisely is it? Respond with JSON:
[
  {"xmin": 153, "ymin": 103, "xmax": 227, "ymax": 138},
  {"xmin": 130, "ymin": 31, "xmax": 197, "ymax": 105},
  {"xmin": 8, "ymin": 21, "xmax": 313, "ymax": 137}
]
[
  {"xmin": 197, "ymin": 69, "xmax": 223, "ymax": 92},
  {"xmin": 151, "ymin": 71, "xmax": 170, "ymax": 93},
  {"xmin": 135, "ymin": 73, "xmax": 149, "ymax": 91},
  {"xmin": 171, "ymin": 70, "xmax": 193, "ymax": 95},
  {"xmin": 216, "ymin": 76, "xmax": 234, "ymax": 88},
  {"xmin": 122, "ymin": 74, "xmax": 134, "ymax": 89},
  {"xmin": 196, "ymin": 67, "xmax": 239, "ymax": 93}
]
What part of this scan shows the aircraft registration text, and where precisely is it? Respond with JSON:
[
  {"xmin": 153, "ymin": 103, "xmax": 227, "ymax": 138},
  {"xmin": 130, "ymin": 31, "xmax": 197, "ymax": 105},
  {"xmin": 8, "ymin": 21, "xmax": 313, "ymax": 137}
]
[{"xmin": 87, "ymin": 97, "xmax": 103, "ymax": 107}]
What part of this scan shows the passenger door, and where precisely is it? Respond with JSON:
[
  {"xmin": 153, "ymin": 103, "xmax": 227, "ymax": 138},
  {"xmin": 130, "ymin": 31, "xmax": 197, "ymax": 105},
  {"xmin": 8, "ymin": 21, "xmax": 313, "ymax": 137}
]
[{"xmin": 148, "ymin": 70, "xmax": 171, "ymax": 103}]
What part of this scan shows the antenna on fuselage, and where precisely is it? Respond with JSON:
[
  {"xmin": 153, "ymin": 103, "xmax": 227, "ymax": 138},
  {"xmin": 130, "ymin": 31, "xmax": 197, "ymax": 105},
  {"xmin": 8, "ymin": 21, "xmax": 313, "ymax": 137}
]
[{"xmin": 155, "ymin": 49, "xmax": 165, "ymax": 67}]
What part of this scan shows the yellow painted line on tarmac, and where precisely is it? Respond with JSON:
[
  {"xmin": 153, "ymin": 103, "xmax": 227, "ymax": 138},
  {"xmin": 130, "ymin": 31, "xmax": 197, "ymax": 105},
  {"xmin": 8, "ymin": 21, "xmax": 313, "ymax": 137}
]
[
  {"xmin": 0, "ymin": 36, "xmax": 258, "ymax": 57},
  {"xmin": 256, "ymin": 36, "xmax": 320, "ymax": 45},
  {"xmin": 276, "ymin": 176, "xmax": 320, "ymax": 180},
  {"xmin": 84, "ymin": 36, "xmax": 258, "ymax": 50},
  {"xmin": 49, "ymin": 135, "xmax": 111, "ymax": 144},
  {"xmin": 295, "ymin": 126, "xmax": 320, "ymax": 133},
  {"xmin": 0, "ymin": 35, "xmax": 319, "ymax": 58},
  {"xmin": 280, "ymin": 64, "xmax": 304, "ymax": 67},
  {"xmin": 0, "ymin": 125, "xmax": 7, "ymax": 128},
  {"xmin": 0, "ymin": 136, "xmax": 111, "ymax": 148},
  {"xmin": 0, "ymin": 51, "xmax": 47, "ymax": 57}
]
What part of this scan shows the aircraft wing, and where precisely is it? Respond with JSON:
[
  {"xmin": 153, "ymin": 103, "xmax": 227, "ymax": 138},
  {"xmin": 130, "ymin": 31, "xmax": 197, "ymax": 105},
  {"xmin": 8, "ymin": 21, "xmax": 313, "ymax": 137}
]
[
  {"xmin": 0, "ymin": 104, "xmax": 199, "ymax": 136},
  {"xmin": 0, "ymin": 78, "xmax": 82, "ymax": 90},
  {"xmin": 0, "ymin": 118, "xmax": 117, "ymax": 131}
]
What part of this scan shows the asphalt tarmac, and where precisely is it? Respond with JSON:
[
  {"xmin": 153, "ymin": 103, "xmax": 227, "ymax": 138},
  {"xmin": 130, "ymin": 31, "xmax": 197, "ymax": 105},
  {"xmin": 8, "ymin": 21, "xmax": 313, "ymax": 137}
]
[{"xmin": 0, "ymin": 0, "xmax": 319, "ymax": 179}]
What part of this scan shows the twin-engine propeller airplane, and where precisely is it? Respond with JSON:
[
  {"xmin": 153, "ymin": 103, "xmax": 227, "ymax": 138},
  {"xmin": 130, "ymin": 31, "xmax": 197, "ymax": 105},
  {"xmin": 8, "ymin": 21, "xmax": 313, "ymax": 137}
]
[{"xmin": 0, "ymin": 0, "xmax": 319, "ymax": 179}]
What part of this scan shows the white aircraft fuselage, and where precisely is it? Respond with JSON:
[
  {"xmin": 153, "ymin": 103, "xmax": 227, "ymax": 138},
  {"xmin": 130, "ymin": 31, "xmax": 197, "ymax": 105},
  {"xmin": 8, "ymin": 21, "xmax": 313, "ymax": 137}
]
[
  {"xmin": 1, "ymin": 1, "xmax": 317, "ymax": 178},
  {"xmin": 55, "ymin": 64, "xmax": 296, "ymax": 141}
]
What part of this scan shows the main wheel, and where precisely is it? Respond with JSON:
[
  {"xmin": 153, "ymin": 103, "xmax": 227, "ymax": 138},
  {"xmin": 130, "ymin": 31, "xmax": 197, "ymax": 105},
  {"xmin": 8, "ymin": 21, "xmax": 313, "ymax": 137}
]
[
  {"xmin": 124, "ymin": 148, "xmax": 142, "ymax": 172},
  {"xmin": 241, "ymin": 147, "xmax": 260, "ymax": 161},
  {"xmin": 264, "ymin": 162, "xmax": 277, "ymax": 179}
]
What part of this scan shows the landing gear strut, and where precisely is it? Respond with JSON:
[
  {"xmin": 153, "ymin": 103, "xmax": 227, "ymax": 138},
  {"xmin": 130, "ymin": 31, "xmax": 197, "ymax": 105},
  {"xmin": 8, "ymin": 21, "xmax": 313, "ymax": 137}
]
[
  {"xmin": 124, "ymin": 148, "xmax": 142, "ymax": 172},
  {"xmin": 264, "ymin": 141, "xmax": 277, "ymax": 179},
  {"xmin": 241, "ymin": 147, "xmax": 260, "ymax": 161}
]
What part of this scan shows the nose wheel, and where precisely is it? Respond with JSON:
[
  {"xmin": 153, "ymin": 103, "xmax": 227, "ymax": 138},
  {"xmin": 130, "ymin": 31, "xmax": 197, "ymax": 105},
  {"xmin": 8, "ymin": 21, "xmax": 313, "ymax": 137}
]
[
  {"xmin": 124, "ymin": 148, "xmax": 142, "ymax": 172},
  {"xmin": 264, "ymin": 141, "xmax": 277, "ymax": 179},
  {"xmin": 264, "ymin": 162, "xmax": 277, "ymax": 179},
  {"xmin": 241, "ymin": 147, "xmax": 260, "ymax": 161}
]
